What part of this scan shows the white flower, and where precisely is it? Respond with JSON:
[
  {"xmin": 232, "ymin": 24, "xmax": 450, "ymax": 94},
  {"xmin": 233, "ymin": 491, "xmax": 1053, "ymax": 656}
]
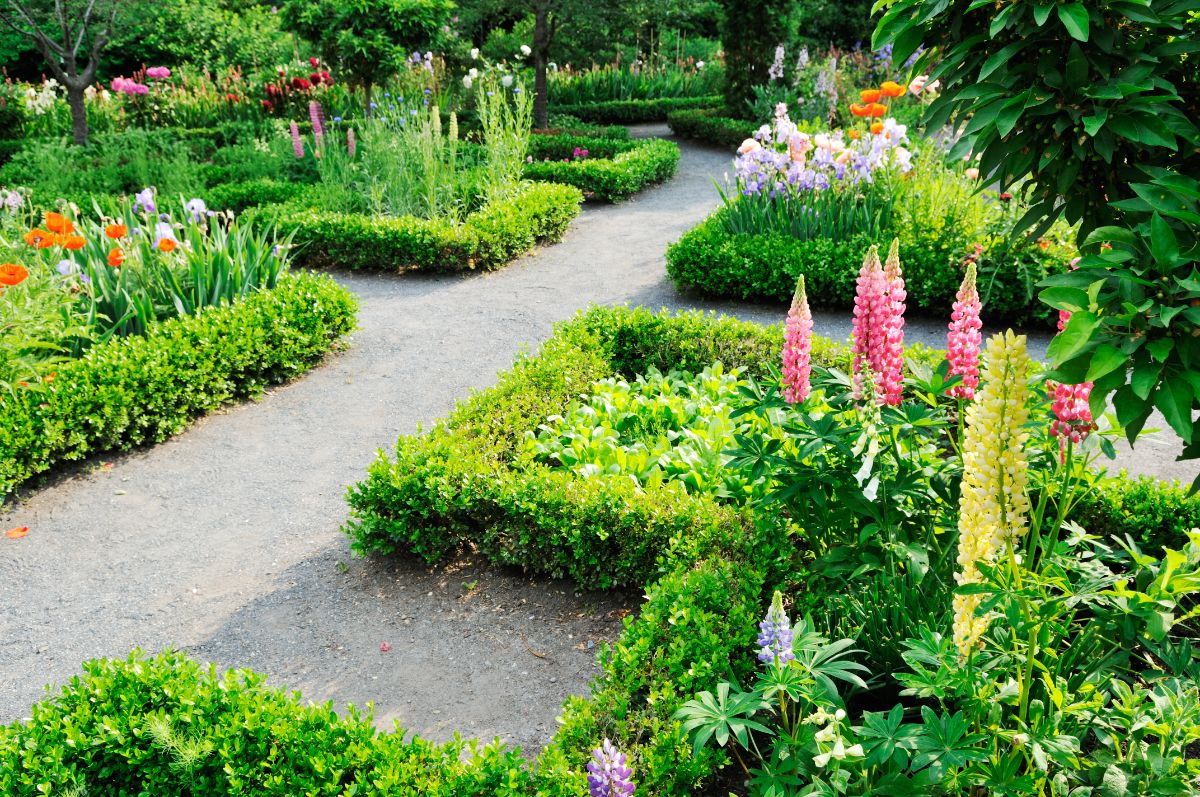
[
  {"xmin": 468, "ymin": 68, "xmax": 478, "ymax": 78},
  {"xmin": 501, "ymin": 74, "xmax": 514, "ymax": 87},
  {"xmin": 520, "ymin": 44, "xmax": 531, "ymax": 56},
  {"xmin": 462, "ymin": 75, "xmax": 473, "ymax": 89},
  {"xmin": 470, "ymin": 48, "xmax": 479, "ymax": 59},
  {"xmin": 696, "ymin": 60, "xmax": 705, "ymax": 69},
  {"xmin": 908, "ymin": 75, "xmax": 928, "ymax": 95},
  {"xmin": 737, "ymin": 138, "xmax": 761, "ymax": 155}
]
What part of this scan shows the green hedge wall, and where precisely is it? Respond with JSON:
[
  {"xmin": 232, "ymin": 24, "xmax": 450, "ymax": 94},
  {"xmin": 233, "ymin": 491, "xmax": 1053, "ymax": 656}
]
[
  {"xmin": 0, "ymin": 272, "xmax": 357, "ymax": 500},
  {"xmin": 551, "ymin": 96, "xmax": 722, "ymax": 124},
  {"xmin": 272, "ymin": 182, "xmax": 583, "ymax": 272},
  {"xmin": 523, "ymin": 135, "xmax": 680, "ymax": 201},
  {"xmin": 666, "ymin": 107, "xmax": 755, "ymax": 149}
]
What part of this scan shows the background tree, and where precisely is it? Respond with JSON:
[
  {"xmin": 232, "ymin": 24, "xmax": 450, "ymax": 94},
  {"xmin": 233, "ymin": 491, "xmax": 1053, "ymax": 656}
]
[
  {"xmin": 794, "ymin": 0, "xmax": 874, "ymax": 49},
  {"xmin": 719, "ymin": 0, "xmax": 796, "ymax": 116},
  {"xmin": 875, "ymin": 0, "xmax": 1200, "ymax": 484},
  {"xmin": 0, "ymin": 0, "xmax": 125, "ymax": 145},
  {"xmin": 281, "ymin": 0, "xmax": 453, "ymax": 114}
]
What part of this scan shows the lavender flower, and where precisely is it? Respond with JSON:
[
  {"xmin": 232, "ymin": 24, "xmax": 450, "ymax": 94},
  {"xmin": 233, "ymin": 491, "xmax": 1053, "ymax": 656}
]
[
  {"xmin": 795, "ymin": 46, "xmax": 810, "ymax": 71},
  {"xmin": 768, "ymin": 44, "xmax": 786, "ymax": 81},
  {"xmin": 587, "ymin": 739, "xmax": 635, "ymax": 797},
  {"xmin": 309, "ymin": 101, "xmax": 326, "ymax": 139},
  {"xmin": 56, "ymin": 259, "xmax": 77, "ymax": 276},
  {"xmin": 289, "ymin": 121, "xmax": 304, "ymax": 158},
  {"xmin": 185, "ymin": 198, "xmax": 207, "ymax": 223},
  {"xmin": 757, "ymin": 591, "xmax": 795, "ymax": 665},
  {"xmin": 3, "ymin": 190, "xmax": 21, "ymax": 212},
  {"xmin": 134, "ymin": 187, "xmax": 156, "ymax": 214}
]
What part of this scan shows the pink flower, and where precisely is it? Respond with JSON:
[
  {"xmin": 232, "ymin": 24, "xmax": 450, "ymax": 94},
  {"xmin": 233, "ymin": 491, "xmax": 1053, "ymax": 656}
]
[
  {"xmin": 289, "ymin": 121, "xmax": 304, "ymax": 158},
  {"xmin": 738, "ymin": 138, "xmax": 762, "ymax": 155},
  {"xmin": 347, "ymin": 127, "xmax": 356, "ymax": 158},
  {"xmin": 878, "ymin": 239, "xmax": 906, "ymax": 406},
  {"xmin": 852, "ymin": 241, "xmax": 906, "ymax": 405},
  {"xmin": 146, "ymin": 66, "xmax": 171, "ymax": 79},
  {"xmin": 1048, "ymin": 311, "xmax": 1094, "ymax": 457},
  {"xmin": 947, "ymin": 260, "xmax": 983, "ymax": 399},
  {"xmin": 852, "ymin": 245, "xmax": 888, "ymax": 400},
  {"xmin": 964, "ymin": 167, "xmax": 980, "ymax": 180},
  {"xmin": 782, "ymin": 275, "xmax": 813, "ymax": 404},
  {"xmin": 309, "ymin": 100, "xmax": 326, "ymax": 139}
]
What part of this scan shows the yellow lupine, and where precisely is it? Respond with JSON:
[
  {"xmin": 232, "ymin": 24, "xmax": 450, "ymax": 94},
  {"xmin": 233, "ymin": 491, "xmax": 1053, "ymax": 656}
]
[{"xmin": 952, "ymin": 330, "xmax": 1032, "ymax": 658}]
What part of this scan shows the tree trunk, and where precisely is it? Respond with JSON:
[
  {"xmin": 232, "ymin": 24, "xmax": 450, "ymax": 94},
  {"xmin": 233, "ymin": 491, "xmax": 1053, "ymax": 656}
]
[
  {"xmin": 533, "ymin": 3, "xmax": 551, "ymax": 129},
  {"xmin": 66, "ymin": 83, "xmax": 89, "ymax": 146}
]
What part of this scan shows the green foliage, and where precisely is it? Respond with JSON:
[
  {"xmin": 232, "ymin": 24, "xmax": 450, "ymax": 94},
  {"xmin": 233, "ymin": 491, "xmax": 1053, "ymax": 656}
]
[
  {"xmin": 204, "ymin": 178, "xmax": 308, "ymax": 212},
  {"xmin": 523, "ymin": 135, "xmax": 679, "ymax": 201},
  {"xmin": 0, "ymin": 650, "xmax": 535, "ymax": 796},
  {"xmin": 874, "ymin": 0, "xmax": 1200, "ymax": 480},
  {"xmin": 547, "ymin": 63, "xmax": 723, "ymax": 105},
  {"xmin": 719, "ymin": 0, "xmax": 797, "ymax": 115},
  {"xmin": 0, "ymin": 257, "xmax": 92, "ymax": 393},
  {"xmin": 1074, "ymin": 471, "xmax": 1200, "ymax": 554},
  {"xmin": 551, "ymin": 95, "xmax": 721, "ymax": 124},
  {"xmin": 667, "ymin": 107, "xmax": 754, "ymax": 149},
  {"xmin": 0, "ymin": 272, "xmax": 356, "ymax": 499},
  {"xmin": 794, "ymin": 0, "xmax": 874, "ymax": 48}
]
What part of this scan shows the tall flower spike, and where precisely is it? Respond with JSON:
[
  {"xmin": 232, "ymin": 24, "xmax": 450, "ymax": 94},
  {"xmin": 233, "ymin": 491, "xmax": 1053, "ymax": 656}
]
[
  {"xmin": 757, "ymin": 590, "xmax": 796, "ymax": 664},
  {"xmin": 947, "ymin": 261, "xmax": 983, "ymax": 400},
  {"xmin": 1048, "ymin": 311, "xmax": 1094, "ymax": 457},
  {"xmin": 878, "ymin": 238, "xmax": 906, "ymax": 406},
  {"xmin": 309, "ymin": 101, "xmax": 325, "ymax": 139},
  {"xmin": 587, "ymin": 739, "xmax": 635, "ymax": 797},
  {"xmin": 347, "ymin": 128, "xmax": 357, "ymax": 158},
  {"xmin": 782, "ymin": 276, "xmax": 813, "ymax": 404},
  {"xmin": 289, "ymin": 121, "xmax": 304, "ymax": 159},
  {"xmin": 851, "ymin": 245, "xmax": 886, "ymax": 400},
  {"xmin": 952, "ymin": 331, "xmax": 1032, "ymax": 659}
]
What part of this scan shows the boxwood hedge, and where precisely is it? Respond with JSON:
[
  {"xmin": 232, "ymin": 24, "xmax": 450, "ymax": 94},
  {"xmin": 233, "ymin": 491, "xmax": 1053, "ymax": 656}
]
[
  {"xmin": 666, "ymin": 107, "xmax": 755, "ymax": 149},
  {"xmin": 0, "ymin": 272, "xmax": 357, "ymax": 500},
  {"xmin": 524, "ymin": 135, "xmax": 680, "ymax": 201},
  {"xmin": 552, "ymin": 96, "xmax": 722, "ymax": 124}
]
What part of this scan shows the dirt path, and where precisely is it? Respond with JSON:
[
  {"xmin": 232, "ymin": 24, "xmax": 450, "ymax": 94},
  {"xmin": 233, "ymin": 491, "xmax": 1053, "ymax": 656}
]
[{"xmin": 0, "ymin": 126, "xmax": 1192, "ymax": 753}]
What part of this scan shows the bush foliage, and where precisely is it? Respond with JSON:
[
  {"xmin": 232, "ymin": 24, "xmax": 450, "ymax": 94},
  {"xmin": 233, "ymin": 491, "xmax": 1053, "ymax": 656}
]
[
  {"xmin": 524, "ymin": 135, "xmax": 680, "ymax": 201},
  {"xmin": 550, "ymin": 95, "xmax": 721, "ymax": 124}
]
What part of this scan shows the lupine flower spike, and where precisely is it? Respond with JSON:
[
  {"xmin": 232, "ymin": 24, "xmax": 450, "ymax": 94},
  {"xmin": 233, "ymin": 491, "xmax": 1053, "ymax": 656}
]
[
  {"xmin": 947, "ymin": 261, "xmax": 983, "ymax": 400},
  {"xmin": 1048, "ymin": 311, "xmax": 1094, "ymax": 460},
  {"xmin": 851, "ymin": 245, "xmax": 886, "ymax": 401},
  {"xmin": 782, "ymin": 276, "xmax": 813, "ymax": 404},
  {"xmin": 290, "ymin": 121, "xmax": 304, "ymax": 159},
  {"xmin": 757, "ymin": 590, "xmax": 795, "ymax": 664},
  {"xmin": 309, "ymin": 101, "xmax": 326, "ymax": 140},
  {"xmin": 952, "ymin": 331, "xmax": 1032, "ymax": 659},
  {"xmin": 347, "ymin": 128, "xmax": 357, "ymax": 158},
  {"xmin": 878, "ymin": 239, "xmax": 906, "ymax": 406},
  {"xmin": 587, "ymin": 739, "xmax": 635, "ymax": 797}
]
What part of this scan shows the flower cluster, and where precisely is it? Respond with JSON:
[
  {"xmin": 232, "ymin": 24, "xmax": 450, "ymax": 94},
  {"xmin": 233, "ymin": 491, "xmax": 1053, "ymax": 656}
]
[
  {"xmin": 757, "ymin": 590, "xmax": 796, "ymax": 664},
  {"xmin": 946, "ymin": 259, "xmax": 983, "ymax": 399},
  {"xmin": 111, "ymin": 76, "xmax": 150, "ymax": 96},
  {"xmin": 952, "ymin": 330, "xmax": 1032, "ymax": 659},
  {"xmin": 23, "ymin": 212, "xmax": 86, "ymax": 251},
  {"xmin": 851, "ymin": 241, "xmax": 906, "ymax": 405},
  {"xmin": 1048, "ymin": 311, "xmax": 1094, "ymax": 451},
  {"xmin": 145, "ymin": 66, "xmax": 171, "ymax": 80},
  {"xmin": 733, "ymin": 105, "xmax": 911, "ymax": 198},
  {"xmin": 782, "ymin": 275, "xmax": 813, "ymax": 404},
  {"xmin": 22, "ymin": 79, "xmax": 59, "ymax": 114},
  {"xmin": 587, "ymin": 739, "xmax": 635, "ymax": 797},
  {"xmin": 262, "ymin": 58, "xmax": 332, "ymax": 114}
]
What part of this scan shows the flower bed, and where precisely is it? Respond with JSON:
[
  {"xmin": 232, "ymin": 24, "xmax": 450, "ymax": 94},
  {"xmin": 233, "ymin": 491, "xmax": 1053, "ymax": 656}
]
[
  {"xmin": 551, "ymin": 95, "xmax": 721, "ymax": 124},
  {"xmin": 0, "ymin": 271, "xmax": 356, "ymax": 499},
  {"xmin": 667, "ymin": 107, "xmax": 755, "ymax": 149},
  {"xmin": 523, "ymin": 135, "xmax": 680, "ymax": 201}
]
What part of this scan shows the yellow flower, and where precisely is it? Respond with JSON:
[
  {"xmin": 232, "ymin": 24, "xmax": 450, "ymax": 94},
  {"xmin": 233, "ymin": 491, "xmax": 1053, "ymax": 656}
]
[{"xmin": 952, "ymin": 330, "xmax": 1032, "ymax": 658}]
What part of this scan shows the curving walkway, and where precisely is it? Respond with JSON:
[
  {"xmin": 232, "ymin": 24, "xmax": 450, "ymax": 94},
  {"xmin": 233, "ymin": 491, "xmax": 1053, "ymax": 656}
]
[{"xmin": 0, "ymin": 126, "xmax": 1192, "ymax": 753}]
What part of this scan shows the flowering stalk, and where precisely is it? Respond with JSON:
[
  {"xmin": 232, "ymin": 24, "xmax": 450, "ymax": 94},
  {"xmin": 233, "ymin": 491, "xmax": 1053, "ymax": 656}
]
[
  {"xmin": 587, "ymin": 739, "xmax": 635, "ymax": 797},
  {"xmin": 782, "ymin": 276, "xmax": 813, "ymax": 404},
  {"xmin": 757, "ymin": 590, "xmax": 796, "ymax": 665},
  {"xmin": 952, "ymin": 330, "xmax": 1032, "ymax": 660},
  {"xmin": 347, "ymin": 128, "xmax": 357, "ymax": 158},
  {"xmin": 852, "ymin": 245, "xmax": 886, "ymax": 401},
  {"xmin": 947, "ymin": 260, "xmax": 983, "ymax": 400},
  {"xmin": 309, "ymin": 101, "xmax": 326, "ymax": 140},
  {"xmin": 1048, "ymin": 312, "xmax": 1094, "ymax": 460},
  {"xmin": 289, "ymin": 121, "xmax": 304, "ymax": 159},
  {"xmin": 878, "ymin": 239, "xmax": 906, "ymax": 406},
  {"xmin": 852, "ymin": 243, "xmax": 905, "ymax": 404}
]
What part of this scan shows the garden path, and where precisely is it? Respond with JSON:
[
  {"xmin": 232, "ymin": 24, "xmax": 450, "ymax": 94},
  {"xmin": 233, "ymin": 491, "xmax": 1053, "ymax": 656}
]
[{"xmin": 0, "ymin": 125, "xmax": 1192, "ymax": 754}]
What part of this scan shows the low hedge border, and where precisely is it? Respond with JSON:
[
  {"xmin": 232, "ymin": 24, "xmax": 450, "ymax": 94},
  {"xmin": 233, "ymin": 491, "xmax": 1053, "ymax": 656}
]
[
  {"xmin": 666, "ymin": 208, "xmax": 1065, "ymax": 326},
  {"xmin": 266, "ymin": 181, "xmax": 583, "ymax": 272},
  {"xmin": 551, "ymin": 95, "xmax": 722, "ymax": 124},
  {"xmin": 0, "ymin": 272, "xmax": 357, "ymax": 500},
  {"xmin": 666, "ymin": 107, "xmax": 755, "ymax": 149},
  {"xmin": 523, "ymin": 135, "xmax": 680, "ymax": 201},
  {"xmin": 6, "ymin": 307, "xmax": 1195, "ymax": 797}
]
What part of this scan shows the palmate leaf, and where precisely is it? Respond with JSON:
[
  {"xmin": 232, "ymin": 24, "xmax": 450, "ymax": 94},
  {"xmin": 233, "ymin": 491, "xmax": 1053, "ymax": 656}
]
[
  {"xmin": 857, "ymin": 704, "xmax": 922, "ymax": 768},
  {"xmin": 673, "ymin": 682, "xmax": 772, "ymax": 757},
  {"xmin": 911, "ymin": 707, "xmax": 989, "ymax": 778}
]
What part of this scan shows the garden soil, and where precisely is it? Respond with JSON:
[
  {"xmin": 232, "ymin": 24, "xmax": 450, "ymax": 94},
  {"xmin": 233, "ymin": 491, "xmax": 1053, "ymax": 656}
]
[{"xmin": 0, "ymin": 125, "xmax": 1192, "ymax": 754}]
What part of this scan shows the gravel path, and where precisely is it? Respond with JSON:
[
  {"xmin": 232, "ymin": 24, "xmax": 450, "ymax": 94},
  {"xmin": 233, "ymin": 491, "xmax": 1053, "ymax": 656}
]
[{"xmin": 0, "ymin": 126, "xmax": 1193, "ymax": 752}]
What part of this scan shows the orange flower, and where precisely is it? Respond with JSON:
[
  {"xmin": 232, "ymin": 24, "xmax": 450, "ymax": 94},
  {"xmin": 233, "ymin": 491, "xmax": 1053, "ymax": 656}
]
[
  {"xmin": 849, "ymin": 103, "xmax": 871, "ymax": 117},
  {"xmin": 44, "ymin": 211, "xmax": 74, "ymax": 235},
  {"xmin": 870, "ymin": 122, "xmax": 884, "ymax": 135},
  {"xmin": 63, "ymin": 235, "xmax": 86, "ymax": 250},
  {"xmin": 157, "ymin": 238, "xmax": 177, "ymax": 253},
  {"xmin": 0, "ymin": 262, "xmax": 28, "ymax": 286},
  {"xmin": 869, "ymin": 102, "xmax": 888, "ymax": 117},
  {"xmin": 880, "ymin": 81, "xmax": 905, "ymax": 98},
  {"xmin": 847, "ymin": 129, "xmax": 861, "ymax": 140},
  {"xmin": 107, "ymin": 247, "xmax": 125, "ymax": 267},
  {"xmin": 105, "ymin": 224, "xmax": 128, "ymax": 239},
  {"xmin": 23, "ymin": 228, "xmax": 53, "ymax": 248},
  {"xmin": 860, "ymin": 89, "xmax": 882, "ymax": 104}
]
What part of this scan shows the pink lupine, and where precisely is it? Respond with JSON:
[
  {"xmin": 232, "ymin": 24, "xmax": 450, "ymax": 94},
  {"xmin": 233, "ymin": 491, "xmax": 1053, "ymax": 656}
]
[
  {"xmin": 347, "ymin": 127, "xmax": 357, "ymax": 158},
  {"xmin": 782, "ymin": 275, "xmax": 813, "ymax": 404},
  {"xmin": 309, "ymin": 100, "xmax": 326, "ymax": 139},
  {"xmin": 851, "ymin": 245, "xmax": 888, "ymax": 400},
  {"xmin": 878, "ymin": 239, "xmax": 906, "ymax": 406},
  {"xmin": 947, "ymin": 260, "xmax": 983, "ymax": 400},
  {"xmin": 289, "ymin": 121, "xmax": 304, "ymax": 158},
  {"xmin": 1048, "ymin": 310, "xmax": 1094, "ymax": 457}
]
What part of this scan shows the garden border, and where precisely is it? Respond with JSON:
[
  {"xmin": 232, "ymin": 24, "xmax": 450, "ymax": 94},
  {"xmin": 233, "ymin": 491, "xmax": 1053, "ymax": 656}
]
[
  {"xmin": 666, "ymin": 107, "xmax": 754, "ymax": 149},
  {"xmin": 524, "ymin": 134, "xmax": 680, "ymax": 202},
  {"xmin": 551, "ymin": 95, "xmax": 722, "ymax": 124}
]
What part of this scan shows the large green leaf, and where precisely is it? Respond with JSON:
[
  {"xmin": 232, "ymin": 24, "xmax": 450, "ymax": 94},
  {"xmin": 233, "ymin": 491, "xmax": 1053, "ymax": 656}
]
[{"xmin": 1057, "ymin": 2, "xmax": 1090, "ymax": 41}]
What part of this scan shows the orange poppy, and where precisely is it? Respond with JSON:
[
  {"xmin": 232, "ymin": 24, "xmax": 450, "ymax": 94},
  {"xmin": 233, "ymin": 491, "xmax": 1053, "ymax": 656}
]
[
  {"xmin": 107, "ymin": 247, "xmax": 125, "ymax": 267},
  {"xmin": 860, "ymin": 89, "xmax": 882, "ymax": 104},
  {"xmin": 63, "ymin": 235, "xmax": 86, "ymax": 250},
  {"xmin": 847, "ymin": 129, "xmax": 861, "ymax": 140},
  {"xmin": 869, "ymin": 102, "xmax": 888, "ymax": 117},
  {"xmin": 105, "ymin": 224, "xmax": 128, "ymax": 239},
  {"xmin": 0, "ymin": 262, "xmax": 28, "ymax": 286},
  {"xmin": 23, "ymin": 228, "xmax": 53, "ymax": 248},
  {"xmin": 880, "ymin": 81, "xmax": 905, "ymax": 98},
  {"xmin": 44, "ymin": 211, "xmax": 74, "ymax": 235},
  {"xmin": 157, "ymin": 238, "xmax": 177, "ymax": 253},
  {"xmin": 849, "ymin": 103, "xmax": 871, "ymax": 117},
  {"xmin": 870, "ymin": 122, "xmax": 884, "ymax": 135}
]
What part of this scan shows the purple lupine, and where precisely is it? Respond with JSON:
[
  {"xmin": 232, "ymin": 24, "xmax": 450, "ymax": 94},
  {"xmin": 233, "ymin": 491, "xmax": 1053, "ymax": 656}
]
[
  {"xmin": 757, "ymin": 591, "xmax": 795, "ymax": 664},
  {"xmin": 587, "ymin": 739, "xmax": 635, "ymax": 797},
  {"xmin": 290, "ymin": 121, "xmax": 304, "ymax": 158},
  {"xmin": 309, "ymin": 101, "xmax": 326, "ymax": 139}
]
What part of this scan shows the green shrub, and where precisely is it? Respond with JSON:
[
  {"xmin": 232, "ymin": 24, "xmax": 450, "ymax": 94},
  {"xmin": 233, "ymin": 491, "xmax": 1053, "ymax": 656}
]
[
  {"xmin": 552, "ymin": 96, "xmax": 722, "ymax": 124},
  {"xmin": 524, "ymin": 135, "xmax": 680, "ymax": 201},
  {"xmin": 204, "ymin": 178, "xmax": 309, "ymax": 212},
  {"xmin": 666, "ymin": 107, "xmax": 754, "ymax": 149},
  {"xmin": 0, "ymin": 273, "xmax": 357, "ymax": 500},
  {"xmin": 278, "ymin": 181, "xmax": 582, "ymax": 272},
  {"xmin": 0, "ymin": 138, "xmax": 22, "ymax": 166},
  {"xmin": 1075, "ymin": 472, "xmax": 1200, "ymax": 554}
]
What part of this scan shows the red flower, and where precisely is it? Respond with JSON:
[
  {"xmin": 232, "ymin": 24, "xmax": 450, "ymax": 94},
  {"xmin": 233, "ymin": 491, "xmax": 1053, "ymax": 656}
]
[
  {"xmin": 310, "ymin": 57, "xmax": 320, "ymax": 68},
  {"xmin": 290, "ymin": 76, "xmax": 311, "ymax": 90},
  {"xmin": 261, "ymin": 99, "xmax": 274, "ymax": 112},
  {"xmin": 226, "ymin": 93, "xmax": 240, "ymax": 102},
  {"xmin": 309, "ymin": 72, "xmax": 322, "ymax": 85}
]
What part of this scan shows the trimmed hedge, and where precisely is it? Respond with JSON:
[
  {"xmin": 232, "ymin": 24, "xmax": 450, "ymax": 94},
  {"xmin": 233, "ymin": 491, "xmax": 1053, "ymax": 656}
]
[
  {"xmin": 667, "ymin": 107, "xmax": 755, "ymax": 149},
  {"xmin": 551, "ymin": 96, "xmax": 722, "ymax": 124},
  {"xmin": 0, "ymin": 272, "xmax": 357, "ymax": 500},
  {"xmin": 271, "ymin": 181, "xmax": 583, "ymax": 272},
  {"xmin": 204, "ymin": 177, "xmax": 309, "ymax": 212},
  {"xmin": 666, "ymin": 209, "xmax": 1064, "ymax": 326},
  {"xmin": 523, "ymin": 135, "xmax": 680, "ymax": 201}
]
